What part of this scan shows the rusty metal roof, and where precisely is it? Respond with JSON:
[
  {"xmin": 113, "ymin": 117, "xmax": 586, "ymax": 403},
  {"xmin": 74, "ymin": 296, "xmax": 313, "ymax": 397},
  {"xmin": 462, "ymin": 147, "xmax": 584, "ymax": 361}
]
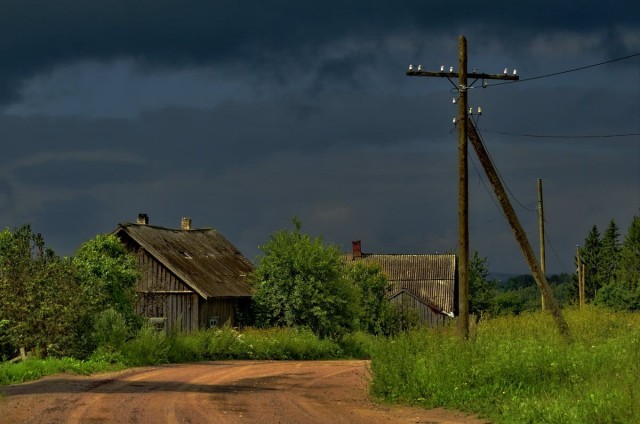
[
  {"xmin": 114, "ymin": 223, "xmax": 254, "ymax": 299},
  {"xmin": 344, "ymin": 253, "xmax": 457, "ymax": 315}
]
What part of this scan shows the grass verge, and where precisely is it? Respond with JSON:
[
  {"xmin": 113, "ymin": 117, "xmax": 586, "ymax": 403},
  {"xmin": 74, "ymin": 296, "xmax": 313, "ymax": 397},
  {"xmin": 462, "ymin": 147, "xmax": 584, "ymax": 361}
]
[
  {"xmin": 1, "ymin": 327, "xmax": 376, "ymax": 385},
  {"xmin": 369, "ymin": 306, "xmax": 640, "ymax": 423}
]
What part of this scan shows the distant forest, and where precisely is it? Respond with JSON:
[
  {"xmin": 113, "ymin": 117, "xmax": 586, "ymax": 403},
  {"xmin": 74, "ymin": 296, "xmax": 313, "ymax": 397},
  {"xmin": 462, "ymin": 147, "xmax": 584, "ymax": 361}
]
[{"xmin": 475, "ymin": 213, "xmax": 640, "ymax": 316}]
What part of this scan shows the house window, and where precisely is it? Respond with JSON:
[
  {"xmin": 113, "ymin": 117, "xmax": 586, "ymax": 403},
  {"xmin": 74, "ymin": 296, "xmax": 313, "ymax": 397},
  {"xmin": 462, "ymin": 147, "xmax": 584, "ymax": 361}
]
[
  {"xmin": 208, "ymin": 316, "xmax": 220, "ymax": 328},
  {"xmin": 149, "ymin": 317, "xmax": 167, "ymax": 334}
]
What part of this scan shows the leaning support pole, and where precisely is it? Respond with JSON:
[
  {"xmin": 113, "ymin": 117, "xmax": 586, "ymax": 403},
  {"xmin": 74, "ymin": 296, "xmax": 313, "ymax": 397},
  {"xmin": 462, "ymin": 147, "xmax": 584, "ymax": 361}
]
[{"xmin": 466, "ymin": 120, "xmax": 572, "ymax": 342}]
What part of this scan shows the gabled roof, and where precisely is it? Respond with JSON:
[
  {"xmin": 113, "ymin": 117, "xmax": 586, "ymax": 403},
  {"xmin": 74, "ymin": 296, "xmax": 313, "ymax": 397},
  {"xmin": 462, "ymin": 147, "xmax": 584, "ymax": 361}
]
[
  {"xmin": 114, "ymin": 223, "xmax": 254, "ymax": 299},
  {"xmin": 344, "ymin": 252, "xmax": 457, "ymax": 315}
]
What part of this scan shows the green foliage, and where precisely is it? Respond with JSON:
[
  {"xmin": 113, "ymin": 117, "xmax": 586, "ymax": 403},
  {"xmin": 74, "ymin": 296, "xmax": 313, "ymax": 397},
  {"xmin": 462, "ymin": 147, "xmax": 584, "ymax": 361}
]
[
  {"xmin": 343, "ymin": 262, "xmax": 390, "ymax": 335},
  {"xmin": 251, "ymin": 220, "xmax": 359, "ymax": 338},
  {"xmin": 0, "ymin": 225, "xmax": 92, "ymax": 358},
  {"xmin": 0, "ymin": 227, "xmax": 141, "ymax": 359},
  {"xmin": 580, "ymin": 225, "xmax": 603, "ymax": 300},
  {"xmin": 121, "ymin": 324, "xmax": 169, "ymax": 366},
  {"xmin": 595, "ymin": 215, "xmax": 640, "ymax": 311},
  {"xmin": 93, "ymin": 308, "xmax": 129, "ymax": 351},
  {"xmin": 492, "ymin": 273, "xmax": 574, "ymax": 315},
  {"xmin": 370, "ymin": 307, "xmax": 640, "ymax": 423},
  {"xmin": 73, "ymin": 234, "xmax": 141, "ymax": 330},
  {"xmin": 618, "ymin": 215, "xmax": 640, "ymax": 290},
  {"xmin": 338, "ymin": 331, "xmax": 378, "ymax": 359},
  {"xmin": 599, "ymin": 219, "xmax": 621, "ymax": 286},
  {"xmin": 127, "ymin": 326, "xmax": 344, "ymax": 364},
  {"xmin": 0, "ymin": 357, "xmax": 124, "ymax": 385},
  {"xmin": 468, "ymin": 251, "xmax": 497, "ymax": 316},
  {"xmin": 382, "ymin": 300, "xmax": 422, "ymax": 335}
]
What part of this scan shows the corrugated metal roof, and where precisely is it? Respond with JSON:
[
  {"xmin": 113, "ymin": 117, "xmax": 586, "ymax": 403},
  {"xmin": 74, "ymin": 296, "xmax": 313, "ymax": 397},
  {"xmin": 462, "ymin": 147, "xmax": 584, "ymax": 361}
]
[
  {"xmin": 114, "ymin": 223, "xmax": 254, "ymax": 299},
  {"xmin": 344, "ymin": 253, "xmax": 457, "ymax": 315}
]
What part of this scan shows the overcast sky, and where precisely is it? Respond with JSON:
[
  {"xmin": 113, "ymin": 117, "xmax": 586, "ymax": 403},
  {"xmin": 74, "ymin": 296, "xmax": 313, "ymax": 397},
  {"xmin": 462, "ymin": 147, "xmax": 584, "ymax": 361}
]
[{"xmin": 1, "ymin": 1, "xmax": 638, "ymax": 274}]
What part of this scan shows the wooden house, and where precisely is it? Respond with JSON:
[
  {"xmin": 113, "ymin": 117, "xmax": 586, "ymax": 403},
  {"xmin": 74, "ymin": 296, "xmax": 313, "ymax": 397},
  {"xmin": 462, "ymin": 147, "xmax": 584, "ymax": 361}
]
[
  {"xmin": 113, "ymin": 214, "xmax": 254, "ymax": 333},
  {"xmin": 344, "ymin": 240, "xmax": 458, "ymax": 327}
]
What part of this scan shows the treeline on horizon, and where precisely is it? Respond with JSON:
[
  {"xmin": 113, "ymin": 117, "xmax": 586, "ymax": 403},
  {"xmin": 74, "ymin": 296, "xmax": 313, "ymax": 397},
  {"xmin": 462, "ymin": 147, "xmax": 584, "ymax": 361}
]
[{"xmin": 473, "ymin": 213, "xmax": 640, "ymax": 316}]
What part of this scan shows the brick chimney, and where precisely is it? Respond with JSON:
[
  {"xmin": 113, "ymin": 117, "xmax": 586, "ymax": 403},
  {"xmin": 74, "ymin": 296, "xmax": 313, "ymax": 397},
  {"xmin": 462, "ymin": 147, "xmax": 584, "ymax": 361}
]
[
  {"xmin": 137, "ymin": 213, "xmax": 149, "ymax": 225},
  {"xmin": 181, "ymin": 217, "xmax": 192, "ymax": 230},
  {"xmin": 352, "ymin": 240, "xmax": 362, "ymax": 259}
]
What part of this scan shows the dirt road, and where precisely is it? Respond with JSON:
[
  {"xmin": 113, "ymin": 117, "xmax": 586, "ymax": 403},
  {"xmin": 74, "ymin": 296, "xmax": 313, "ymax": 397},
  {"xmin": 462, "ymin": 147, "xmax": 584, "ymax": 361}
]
[{"xmin": 0, "ymin": 360, "xmax": 488, "ymax": 423}]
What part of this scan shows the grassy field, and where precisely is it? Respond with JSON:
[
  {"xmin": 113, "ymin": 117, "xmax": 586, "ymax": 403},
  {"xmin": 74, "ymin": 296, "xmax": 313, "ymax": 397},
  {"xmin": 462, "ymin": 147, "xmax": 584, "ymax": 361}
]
[{"xmin": 369, "ymin": 306, "xmax": 640, "ymax": 423}]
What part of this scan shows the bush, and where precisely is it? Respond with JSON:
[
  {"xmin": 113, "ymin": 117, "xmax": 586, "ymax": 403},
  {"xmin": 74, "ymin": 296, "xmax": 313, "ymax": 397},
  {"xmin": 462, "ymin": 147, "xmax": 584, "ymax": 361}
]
[
  {"xmin": 122, "ymin": 325, "xmax": 169, "ymax": 366},
  {"xmin": 93, "ymin": 308, "xmax": 129, "ymax": 351}
]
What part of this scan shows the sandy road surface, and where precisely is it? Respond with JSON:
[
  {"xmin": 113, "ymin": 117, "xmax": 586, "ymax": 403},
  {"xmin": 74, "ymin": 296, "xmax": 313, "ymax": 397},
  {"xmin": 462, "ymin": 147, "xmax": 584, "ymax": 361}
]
[{"xmin": 0, "ymin": 360, "xmax": 488, "ymax": 424}]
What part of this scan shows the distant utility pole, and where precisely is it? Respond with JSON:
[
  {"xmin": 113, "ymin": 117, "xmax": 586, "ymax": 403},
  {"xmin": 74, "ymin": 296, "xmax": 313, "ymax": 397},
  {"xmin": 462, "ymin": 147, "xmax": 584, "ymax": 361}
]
[
  {"xmin": 467, "ymin": 121, "xmax": 572, "ymax": 342},
  {"xmin": 538, "ymin": 178, "xmax": 546, "ymax": 310},
  {"xmin": 406, "ymin": 35, "xmax": 518, "ymax": 339},
  {"xmin": 576, "ymin": 244, "xmax": 586, "ymax": 308}
]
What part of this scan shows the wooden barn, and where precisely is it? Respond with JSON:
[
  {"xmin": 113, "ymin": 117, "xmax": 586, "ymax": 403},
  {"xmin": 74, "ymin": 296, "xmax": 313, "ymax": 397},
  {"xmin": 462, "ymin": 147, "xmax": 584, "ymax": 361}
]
[
  {"xmin": 113, "ymin": 214, "xmax": 254, "ymax": 333},
  {"xmin": 344, "ymin": 240, "xmax": 458, "ymax": 327}
]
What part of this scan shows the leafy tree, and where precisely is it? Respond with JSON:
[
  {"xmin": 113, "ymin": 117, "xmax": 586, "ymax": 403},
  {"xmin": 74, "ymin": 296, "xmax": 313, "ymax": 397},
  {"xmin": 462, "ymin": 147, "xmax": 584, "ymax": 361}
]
[
  {"xmin": 501, "ymin": 274, "xmax": 535, "ymax": 291},
  {"xmin": 251, "ymin": 220, "xmax": 359, "ymax": 338},
  {"xmin": 343, "ymin": 262, "xmax": 387, "ymax": 334},
  {"xmin": 0, "ymin": 225, "xmax": 89, "ymax": 358},
  {"xmin": 548, "ymin": 273, "xmax": 575, "ymax": 305},
  {"xmin": 468, "ymin": 250, "xmax": 496, "ymax": 316},
  {"xmin": 73, "ymin": 234, "xmax": 140, "ymax": 330},
  {"xmin": 492, "ymin": 290, "xmax": 527, "ymax": 315}
]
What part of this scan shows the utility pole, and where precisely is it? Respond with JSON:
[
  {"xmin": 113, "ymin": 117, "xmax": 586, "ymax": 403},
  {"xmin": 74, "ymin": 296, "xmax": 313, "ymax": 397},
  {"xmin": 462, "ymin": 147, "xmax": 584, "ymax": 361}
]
[
  {"xmin": 538, "ymin": 179, "xmax": 546, "ymax": 310},
  {"xmin": 467, "ymin": 121, "xmax": 572, "ymax": 342},
  {"xmin": 457, "ymin": 36, "xmax": 470, "ymax": 340},
  {"xmin": 576, "ymin": 245, "xmax": 585, "ymax": 307},
  {"xmin": 406, "ymin": 35, "xmax": 518, "ymax": 339}
]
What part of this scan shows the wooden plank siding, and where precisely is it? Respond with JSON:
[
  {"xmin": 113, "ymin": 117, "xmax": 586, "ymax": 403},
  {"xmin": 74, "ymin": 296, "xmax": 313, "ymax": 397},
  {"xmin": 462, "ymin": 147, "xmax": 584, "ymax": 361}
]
[
  {"xmin": 134, "ymin": 248, "xmax": 199, "ymax": 333},
  {"xmin": 114, "ymin": 221, "xmax": 255, "ymax": 332},
  {"xmin": 199, "ymin": 298, "xmax": 240, "ymax": 328},
  {"xmin": 389, "ymin": 291, "xmax": 449, "ymax": 327}
]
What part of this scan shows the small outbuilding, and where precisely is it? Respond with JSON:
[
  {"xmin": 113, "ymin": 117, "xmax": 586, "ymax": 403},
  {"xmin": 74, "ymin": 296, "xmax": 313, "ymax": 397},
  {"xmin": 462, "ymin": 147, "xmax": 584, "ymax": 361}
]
[
  {"xmin": 345, "ymin": 240, "xmax": 458, "ymax": 327},
  {"xmin": 113, "ymin": 214, "xmax": 254, "ymax": 333}
]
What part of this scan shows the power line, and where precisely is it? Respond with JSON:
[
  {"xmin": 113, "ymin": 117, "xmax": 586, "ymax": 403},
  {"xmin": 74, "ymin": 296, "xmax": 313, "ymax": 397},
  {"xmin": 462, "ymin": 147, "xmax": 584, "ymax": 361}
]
[
  {"xmin": 474, "ymin": 127, "xmax": 538, "ymax": 213},
  {"xmin": 486, "ymin": 52, "xmax": 640, "ymax": 87},
  {"xmin": 480, "ymin": 129, "xmax": 640, "ymax": 139},
  {"xmin": 469, "ymin": 152, "xmax": 507, "ymax": 217},
  {"xmin": 543, "ymin": 221, "xmax": 571, "ymax": 274}
]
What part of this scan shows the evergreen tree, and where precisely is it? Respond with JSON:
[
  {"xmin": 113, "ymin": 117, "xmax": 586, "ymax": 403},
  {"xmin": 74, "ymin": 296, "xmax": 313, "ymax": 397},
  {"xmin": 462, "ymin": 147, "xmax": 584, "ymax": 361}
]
[
  {"xmin": 618, "ymin": 215, "xmax": 640, "ymax": 290},
  {"xmin": 598, "ymin": 219, "xmax": 621, "ymax": 286},
  {"xmin": 580, "ymin": 225, "xmax": 602, "ymax": 300}
]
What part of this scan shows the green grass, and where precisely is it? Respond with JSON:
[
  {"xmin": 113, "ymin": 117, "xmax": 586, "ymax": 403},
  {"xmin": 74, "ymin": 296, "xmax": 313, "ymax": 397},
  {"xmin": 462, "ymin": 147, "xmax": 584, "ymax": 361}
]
[
  {"xmin": 0, "ymin": 357, "xmax": 124, "ymax": 385},
  {"xmin": 0, "ymin": 326, "xmax": 377, "ymax": 386},
  {"xmin": 369, "ymin": 306, "xmax": 640, "ymax": 424}
]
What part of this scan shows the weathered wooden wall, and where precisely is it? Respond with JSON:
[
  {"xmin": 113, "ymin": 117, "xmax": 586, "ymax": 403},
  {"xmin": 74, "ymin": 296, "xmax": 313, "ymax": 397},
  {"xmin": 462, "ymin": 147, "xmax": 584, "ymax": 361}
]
[
  {"xmin": 389, "ymin": 292, "xmax": 450, "ymax": 328},
  {"xmin": 132, "ymin": 247, "xmax": 249, "ymax": 332},
  {"xmin": 134, "ymin": 249, "xmax": 199, "ymax": 333}
]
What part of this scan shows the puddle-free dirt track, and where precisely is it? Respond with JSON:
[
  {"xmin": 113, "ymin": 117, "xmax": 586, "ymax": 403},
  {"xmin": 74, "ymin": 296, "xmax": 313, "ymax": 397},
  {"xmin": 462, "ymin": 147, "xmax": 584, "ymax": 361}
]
[{"xmin": 0, "ymin": 360, "xmax": 489, "ymax": 423}]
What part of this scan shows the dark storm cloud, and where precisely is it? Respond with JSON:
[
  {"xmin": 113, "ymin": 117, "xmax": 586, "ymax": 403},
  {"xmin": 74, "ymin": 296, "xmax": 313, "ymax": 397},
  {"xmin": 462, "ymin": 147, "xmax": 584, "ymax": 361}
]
[
  {"xmin": 0, "ymin": 0, "xmax": 638, "ymax": 275},
  {"xmin": 1, "ymin": 1, "xmax": 637, "ymax": 102}
]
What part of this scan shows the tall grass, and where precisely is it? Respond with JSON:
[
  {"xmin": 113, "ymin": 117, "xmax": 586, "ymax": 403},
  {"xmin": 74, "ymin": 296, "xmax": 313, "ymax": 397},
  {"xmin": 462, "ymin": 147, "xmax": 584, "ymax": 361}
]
[
  {"xmin": 0, "ymin": 357, "xmax": 123, "ymax": 385},
  {"xmin": 1, "ymin": 326, "xmax": 376, "ymax": 386},
  {"xmin": 370, "ymin": 306, "xmax": 640, "ymax": 423}
]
